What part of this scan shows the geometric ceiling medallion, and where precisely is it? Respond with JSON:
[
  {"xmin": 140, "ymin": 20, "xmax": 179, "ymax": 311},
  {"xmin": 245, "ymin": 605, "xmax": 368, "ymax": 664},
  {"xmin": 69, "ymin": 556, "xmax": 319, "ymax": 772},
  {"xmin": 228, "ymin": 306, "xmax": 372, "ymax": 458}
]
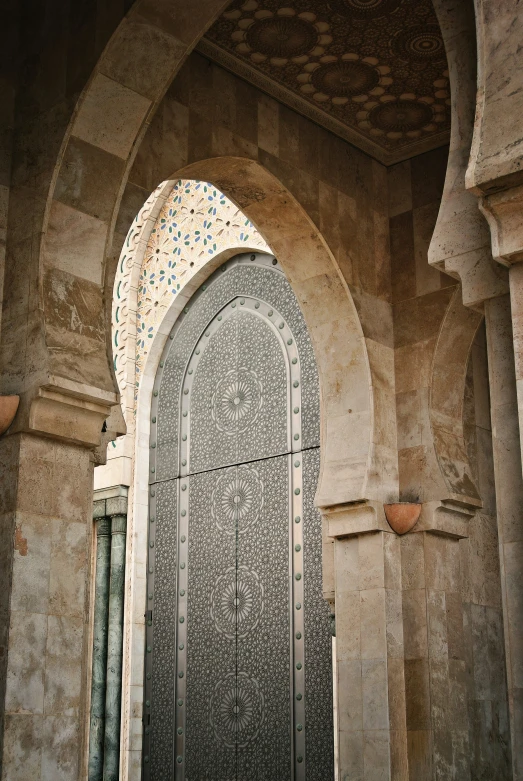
[
  {"xmin": 311, "ymin": 60, "xmax": 380, "ymax": 97},
  {"xmin": 328, "ymin": 0, "xmax": 403, "ymax": 19},
  {"xmin": 233, "ymin": 7, "xmax": 332, "ymax": 66},
  {"xmin": 367, "ymin": 98, "xmax": 435, "ymax": 137},
  {"xmin": 392, "ymin": 24, "xmax": 445, "ymax": 61},
  {"xmin": 202, "ymin": 0, "xmax": 451, "ymax": 162},
  {"xmin": 246, "ymin": 16, "xmax": 319, "ymax": 58}
]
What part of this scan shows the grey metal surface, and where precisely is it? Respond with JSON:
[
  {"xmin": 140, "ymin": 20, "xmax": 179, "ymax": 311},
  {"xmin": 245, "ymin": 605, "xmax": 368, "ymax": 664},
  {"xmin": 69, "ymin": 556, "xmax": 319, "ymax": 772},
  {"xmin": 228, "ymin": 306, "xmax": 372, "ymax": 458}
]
[
  {"xmin": 152, "ymin": 253, "xmax": 320, "ymax": 482},
  {"xmin": 145, "ymin": 254, "xmax": 332, "ymax": 781}
]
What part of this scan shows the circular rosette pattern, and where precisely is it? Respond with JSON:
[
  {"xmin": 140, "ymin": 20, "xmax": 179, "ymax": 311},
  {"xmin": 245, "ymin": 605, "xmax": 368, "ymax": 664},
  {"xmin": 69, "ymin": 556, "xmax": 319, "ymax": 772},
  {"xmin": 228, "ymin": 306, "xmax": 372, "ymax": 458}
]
[
  {"xmin": 229, "ymin": 6, "xmax": 331, "ymax": 67},
  {"xmin": 328, "ymin": 0, "xmax": 403, "ymax": 19},
  {"xmin": 297, "ymin": 54, "xmax": 392, "ymax": 107},
  {"xmin": 357, "ymin": 95, "xmax": 446, "ymax": 140},
  {"xmin": 211, "ymin": 367, "xmax": 263, "ymax": 435},
  {"xmin": 211, "ymin": 466, "xmax": 263, "ymax": 536},
  {"xmin": 391, "ymin": 25, "xmax": 445, "ymax": 62},
  {"xmin": 211, "ymin": 566, "xmax": 264, "ymax": 639},
  {"xmin": 210, "ymin": 673, "xmax": 265, "ymax": 748}
]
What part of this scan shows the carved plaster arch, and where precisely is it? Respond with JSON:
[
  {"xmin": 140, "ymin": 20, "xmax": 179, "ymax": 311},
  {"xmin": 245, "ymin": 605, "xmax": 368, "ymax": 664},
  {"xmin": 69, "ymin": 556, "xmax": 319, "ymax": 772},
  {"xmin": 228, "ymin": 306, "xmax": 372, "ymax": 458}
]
[
  {"xmin": 112, "ymin": 178, "xmax": 270, "ymax": 430},
  {"xmin": 429, "ymin": 286, "xmax": 482, "ymax": 506}
]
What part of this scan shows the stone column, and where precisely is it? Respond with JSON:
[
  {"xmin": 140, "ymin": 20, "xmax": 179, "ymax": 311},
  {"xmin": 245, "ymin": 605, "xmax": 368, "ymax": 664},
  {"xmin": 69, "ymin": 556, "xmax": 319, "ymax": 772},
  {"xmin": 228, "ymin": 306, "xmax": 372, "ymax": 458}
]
[
  {"xmin": 103, "ymin": 493, "xmax": 128, "ymax": 781},
  {"xmin": 324, "ymin": 502, "xmax": 408, "ymax": 781},
  {"xmin": 400, "ymin": 503, "xmax": 472, "ymax": 780},
  {"xmin": 87, "ymin": 511, "xmax": 111, "ymax": 780},
  {"xmin": 0, "ymin": 433, "xmax": 96, "ymax": 780},
  {"xmin": 484, "ymin": 293, "xmax": 523, "ymax": 779},
  {"xmin": 0, "ymin": 383, "xmax": 116, "ymax": 781}
]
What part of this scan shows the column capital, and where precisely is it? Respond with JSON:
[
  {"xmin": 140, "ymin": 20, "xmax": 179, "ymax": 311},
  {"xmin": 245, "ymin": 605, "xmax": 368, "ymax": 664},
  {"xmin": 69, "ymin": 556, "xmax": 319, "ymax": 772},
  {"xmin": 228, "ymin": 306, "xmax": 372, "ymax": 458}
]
[
  {"xmin": 9, "ymin": 375, "xmax": 121, "ymax": 449},
  {"xmin": 480, "ymin": 184, "xmax": 523, "ymax": 265},
  {"xmin": 411, "ymin": 500, "xmax": 474, "ymax": 539},
  {"xmin": 321, "ymin": 499, "xmax": 474, "ymax": 540},
  {"xmin": 321, "ymin": 500, "xmax": 392, "ymax": 539}
]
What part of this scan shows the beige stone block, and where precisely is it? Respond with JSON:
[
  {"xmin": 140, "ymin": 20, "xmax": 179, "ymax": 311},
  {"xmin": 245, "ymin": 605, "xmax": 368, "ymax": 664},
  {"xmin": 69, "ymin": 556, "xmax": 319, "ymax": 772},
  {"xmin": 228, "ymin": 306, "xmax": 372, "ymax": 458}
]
[
  {"xmin": 426, "ymin": 589, "xmax": 448, "ymax": 659},
  {"xmin": 49, "ymin": 520, "xmax": 88, "ymax": 619},
  {"xmin": 2, "ymin": 714, "xmax": 43, "ymax": 781},
  {"xmin": 351, "ymin": 288, "xmax": 394, "ymax": 349},
  {"xmin": 413, "ymin": 201, "xmax": 443, "ymax": 298},
  {"xmin": 72, "ymin": 73, "xmax": 151, "ymax": 160},
  {"xmin": 396, "ymin": 390, "xmax": 422, "ymax": 451},
  {"xmin": 394, "ymin": 338, "xmax": 437, "ymax": 396},
  {"xmin": 339, "ymin": 728, "xmax": 364, "ymax": 779},
  {"xmin": 363, "ymin": 728, "xmax": 391, "ymax": 779},
  {"xmin": 428, "ymin": 656, "xmax": 450, "ymax": 732},
  {"xmin": 257, "ymin": 93, "xmax": 279, "ymax": 156},
  {"xmin": 54, "ymin": 136, "xmax": 125, "ymax": 224},
  {"xmin": 406, "ymin": 729, "xmax": 432, "ymax": 781},
  {"xmin": 43, "ymin": 200, "xmax": 107, "ymax": 284},
  {"xmin": 424, "ymin": 534, "xmax": 460, "ymax": 593},
  {"xmin": 211, "ymin": 125, "xmax": 257, "ymax": 160},
  {"xmin": 405, "ymin": 658, "xmax": 431, "ymax": 730},
  {"xmin": 44, "ymin": 615, "xmax": 83, "ymax": 715},
  {"xmin": 385, "ymin": 588, "xmax": 404, "ymax": 659},
  {"xmin": 5, "ymin": 611, "xmax": 47, "ymax": 714},
  {"xmin": 384, "ymin": 533, "xmax": 401, "ymax": 591},
  {"xmin": 360, "ymin": 589, "xmax": 387, "ymax": 660},
  {"xmin": 336, "ymin": 590, "xmax": 361, "ymax": 661},
  {"xmin": 41, "ymin": 713, "xmax": 80, "ymax": 781},
  {"xmin": 100, "ymin": 17, "xmax": 185, "ymax": 101},
  {"xmin": 359, "ymin": 533, "xmax": 385, "ymax": 591},
  {"xmin": 10, "ymin": 514, "xmax": 51, "ymax": 615},
  {"xmin": 398, "ymin": 444, "xmax": 446, "ymax": 504},
  {"xmin": 387, "ymin": 657, "xmax": 407, "ymax": 732},
  {"xmin": 335, "ymin": 536, "xmax": 360, "ymax": 594},
  {"xmin": 403, "ymin": 590, "xmax": 428, "ymax": 660},
  {"xmin": 388, "ymin": 160, "xmax": 412, "ymax": 217},
  {"xmin": 362, "ymin": 659, "xmax": 389, "ymax": 731},
  {"xmin": 338, "ymin": 659, "xmax": 362, "ymax": 732}
]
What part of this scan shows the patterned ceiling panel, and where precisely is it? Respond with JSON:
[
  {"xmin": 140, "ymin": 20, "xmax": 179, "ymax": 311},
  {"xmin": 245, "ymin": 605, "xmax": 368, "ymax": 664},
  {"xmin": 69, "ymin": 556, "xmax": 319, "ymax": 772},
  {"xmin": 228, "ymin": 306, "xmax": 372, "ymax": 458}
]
[{"xmin": 199, "ymin": 0, "xmax": 450, "ymax": 163}]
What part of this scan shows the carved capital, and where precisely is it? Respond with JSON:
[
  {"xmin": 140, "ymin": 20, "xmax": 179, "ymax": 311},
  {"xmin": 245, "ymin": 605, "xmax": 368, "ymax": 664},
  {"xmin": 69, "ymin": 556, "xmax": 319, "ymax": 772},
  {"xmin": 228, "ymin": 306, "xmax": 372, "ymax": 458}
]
[
  {"xmin": 480, "ymin": 185, "xmax": 523, "ymax": 265},
  {"xmin": 321, "ymin": 500, "xmax": 391, "ymax": 539},
  {"xmin": 411, "ymin": 500, "xmax": 474, "ymax": 539},
  {"xmin": 11, "ymin": 375, "xmax": 120, "ymax": 448}
]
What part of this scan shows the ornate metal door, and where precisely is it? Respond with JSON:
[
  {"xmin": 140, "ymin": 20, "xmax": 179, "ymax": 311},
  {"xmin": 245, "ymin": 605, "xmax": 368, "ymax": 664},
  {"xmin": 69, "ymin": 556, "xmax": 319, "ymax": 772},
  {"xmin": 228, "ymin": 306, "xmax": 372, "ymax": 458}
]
[{"xmin": 144, "ymin": 253, "xmax": 333, "ymax": 780}]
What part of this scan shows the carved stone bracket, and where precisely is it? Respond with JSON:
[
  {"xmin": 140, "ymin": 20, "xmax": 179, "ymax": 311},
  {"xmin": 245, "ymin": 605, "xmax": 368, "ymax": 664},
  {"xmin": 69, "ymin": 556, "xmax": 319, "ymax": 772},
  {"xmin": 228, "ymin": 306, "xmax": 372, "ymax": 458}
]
[
  {"xmin": 479, "ymin": 184, "xmax": 523, "ymax": 265},
  {"xmin": 8, "ymin": 375, "xmax": 120, "ymax": 449}
]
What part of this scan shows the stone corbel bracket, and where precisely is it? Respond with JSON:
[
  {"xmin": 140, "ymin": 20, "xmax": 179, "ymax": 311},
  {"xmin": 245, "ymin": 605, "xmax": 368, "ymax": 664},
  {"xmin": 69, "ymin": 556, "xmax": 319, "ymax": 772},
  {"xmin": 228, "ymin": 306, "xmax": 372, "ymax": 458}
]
[
  {"xmin": 0, "ymin": 395, "xmax": 19, "ymax": 436},
  {"xmin": 479, "ymin": 184, "xmax": 523, "ymax": 265},
  {"xmin": 322, "ymin": 499, "xmax": 473, "ymax": 541},
  {"xmin": 9, "ymin": 375, "xmax": 120, "ymax": 448}
]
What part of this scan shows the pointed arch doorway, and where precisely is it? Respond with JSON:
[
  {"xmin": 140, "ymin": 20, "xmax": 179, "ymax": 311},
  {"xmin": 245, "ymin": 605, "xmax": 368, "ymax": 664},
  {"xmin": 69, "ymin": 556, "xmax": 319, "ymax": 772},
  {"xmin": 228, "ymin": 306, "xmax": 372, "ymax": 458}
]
[{"xmin": 144, "ymin": 252, "xmax": 334, "ymax": 780}]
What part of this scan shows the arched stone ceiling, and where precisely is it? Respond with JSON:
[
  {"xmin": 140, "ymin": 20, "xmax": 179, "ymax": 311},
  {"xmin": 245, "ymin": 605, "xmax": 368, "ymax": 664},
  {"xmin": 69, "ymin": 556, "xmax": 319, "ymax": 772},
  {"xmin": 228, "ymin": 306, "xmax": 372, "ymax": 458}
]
[{"xmin": 198, "ymin": 0, "xmax": 450, "ymax": 164}]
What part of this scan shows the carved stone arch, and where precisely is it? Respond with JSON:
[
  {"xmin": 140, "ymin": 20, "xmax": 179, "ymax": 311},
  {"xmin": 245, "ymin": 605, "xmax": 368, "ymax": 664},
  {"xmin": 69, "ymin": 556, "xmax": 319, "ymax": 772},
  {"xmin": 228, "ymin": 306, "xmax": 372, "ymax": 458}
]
[
  {"xmin": 164, "ymin": 157, "xmax": 374, "ymax": 508},
  {"xmin": 430, "ymin": 286, "xmax": 483, "ymax": 506}
]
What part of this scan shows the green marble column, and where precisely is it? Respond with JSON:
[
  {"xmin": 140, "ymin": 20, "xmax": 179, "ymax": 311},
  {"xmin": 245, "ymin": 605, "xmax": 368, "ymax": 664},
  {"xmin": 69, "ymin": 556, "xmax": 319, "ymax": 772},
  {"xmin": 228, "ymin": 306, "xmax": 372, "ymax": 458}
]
[
  {"xmin": 88, "ymin": 514, "xmax": 111, "ymax": 781},
  {"xmin": 103, "ymin": 508, "xmax": 127, "ymax": 781}
]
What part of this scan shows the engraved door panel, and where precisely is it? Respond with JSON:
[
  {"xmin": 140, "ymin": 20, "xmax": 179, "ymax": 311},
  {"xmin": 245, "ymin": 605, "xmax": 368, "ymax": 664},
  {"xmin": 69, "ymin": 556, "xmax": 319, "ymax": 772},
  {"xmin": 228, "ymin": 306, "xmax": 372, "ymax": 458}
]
[
  {"xmin": 146, "ymin": 254, "xmax": 333, "ymax": 781},
  {"xmin": 189, "ymin": 308, "xmax": 289, "ymax": 474},
  {"xmin": 185, "ymin": 458, "xmax": 291, "ymax": 780}
]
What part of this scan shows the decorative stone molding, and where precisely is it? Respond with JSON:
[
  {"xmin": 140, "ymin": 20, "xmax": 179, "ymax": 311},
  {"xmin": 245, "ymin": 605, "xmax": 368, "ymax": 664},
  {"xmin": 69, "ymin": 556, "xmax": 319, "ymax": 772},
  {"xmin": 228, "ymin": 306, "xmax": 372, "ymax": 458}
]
[
  {"xmin": 429, "ymin": 0, "xmax": 509, "ymax": 309},
  {"xmin": 479, "ymin": 185, "xmax": 523, "ymax": 265},
  {"xmin": 6, "ymin": 377, "xmax": 118, "ymax": 448},
  {"xmin": 322, "ymin": 500, "xmax": 392, "ymax": 538}
]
